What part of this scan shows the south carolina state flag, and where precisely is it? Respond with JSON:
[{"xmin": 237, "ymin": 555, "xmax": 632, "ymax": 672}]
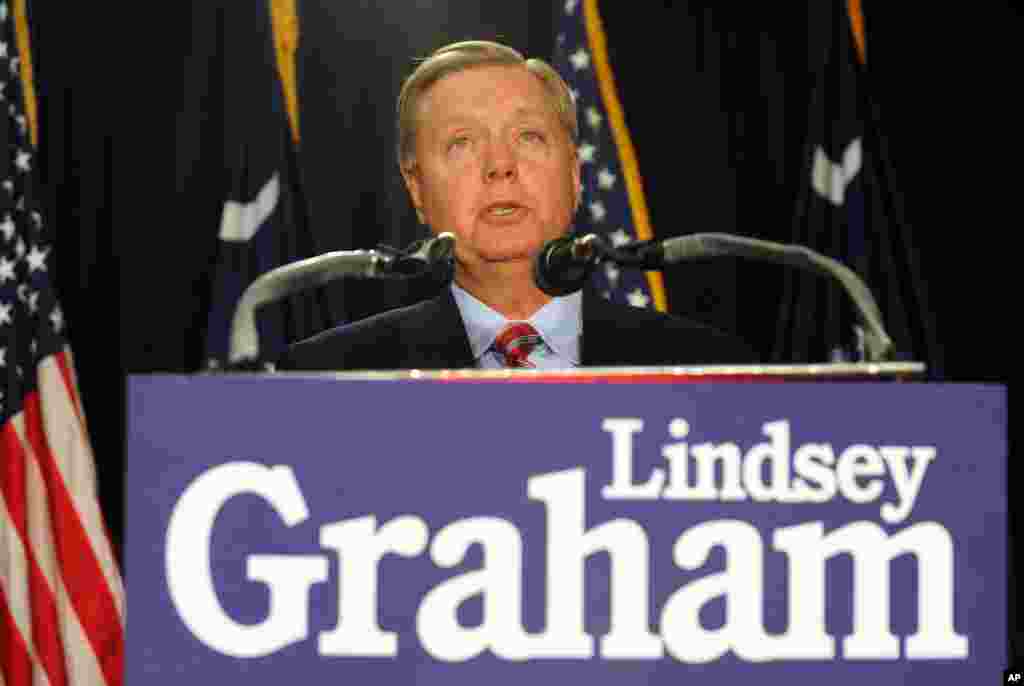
[{"xmin": 774, "ymin": 0, "xmax": 939, "ymax": 371}]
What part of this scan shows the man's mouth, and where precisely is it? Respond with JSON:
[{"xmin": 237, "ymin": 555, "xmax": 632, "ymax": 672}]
[{"xmin": 484, "ymin": 203, "xmax": 524, "ymax": 218}]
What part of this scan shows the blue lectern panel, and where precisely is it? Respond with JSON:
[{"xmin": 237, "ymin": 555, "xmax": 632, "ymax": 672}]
[{"xmin": 126, "ymin": 375, "xmax": 1007, "ymax": 684}]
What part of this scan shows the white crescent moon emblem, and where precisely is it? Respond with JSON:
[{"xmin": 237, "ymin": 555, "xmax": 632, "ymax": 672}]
[{"xmin": 218, "ymin": 173, "xmax": 281, "ymax": 242}]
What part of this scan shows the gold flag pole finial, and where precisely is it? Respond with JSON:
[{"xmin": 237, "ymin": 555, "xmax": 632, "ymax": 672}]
[
  {"xmin": 270, "ymin": 0, "xmax": 301, "ymax": 143},
  {"xmin": 13, "ymin": 0, "xmax": 38, "ymax": 148},
  {"xmin": 848, "ymin": 0, "xmax": 867, "ymax": 64}
]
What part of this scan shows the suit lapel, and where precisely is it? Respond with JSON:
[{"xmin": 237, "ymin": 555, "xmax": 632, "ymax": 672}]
[
  {"xmin": 391, "ymin": 287, "xmax": 637, "ymax": 369},
  {"xmin": 395, "ymin": 287, "xmax": 476, "ymax": 369},
  {"xmin": 581, "ymin": 288, "xmax": 631, "ymax": 366}
]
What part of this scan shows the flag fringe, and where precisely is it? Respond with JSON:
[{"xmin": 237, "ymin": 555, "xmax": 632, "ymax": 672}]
[{"xmin": 582, "ymin": 0, "xmax": 668, "ymax": 313}]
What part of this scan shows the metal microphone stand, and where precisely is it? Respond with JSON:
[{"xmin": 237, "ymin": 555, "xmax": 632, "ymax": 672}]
[
  {"xmin": 226, "ymin": 234, "xmax": 454, "ymax": 370},
  {"xmin": 586, "ymin": 233, "xmax": 894, "ymax": 363}
]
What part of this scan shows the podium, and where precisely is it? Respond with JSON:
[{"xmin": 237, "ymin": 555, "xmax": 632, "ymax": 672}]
[{"xmin": 126, "ymin": 364, "xmax": 1007, "ymax": 684}]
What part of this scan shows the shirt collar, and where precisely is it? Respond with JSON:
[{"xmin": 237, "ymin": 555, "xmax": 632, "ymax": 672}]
[{"xmin": 451, "ymin": 282, "xmax": 582, "ymax": 364}]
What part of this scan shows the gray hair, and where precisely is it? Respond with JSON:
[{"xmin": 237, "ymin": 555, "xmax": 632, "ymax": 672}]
[{"xmin": 396, "ymin": 40, "xmax": 578, "ymax": 169}]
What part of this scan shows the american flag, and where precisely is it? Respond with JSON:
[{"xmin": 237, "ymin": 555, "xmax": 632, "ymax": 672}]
[
  {"xmin": 0, "ymin": 1, "xmax": 125, "ymax": 684},
  {"xmin": 553, "ymin": 0, "xmax": 667, "ymax": 312}
]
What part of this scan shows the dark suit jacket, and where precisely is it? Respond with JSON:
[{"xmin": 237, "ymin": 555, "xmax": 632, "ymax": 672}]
[{"xmin": 278, "ymin": 287, "xmax": 757, "ymax": 371}]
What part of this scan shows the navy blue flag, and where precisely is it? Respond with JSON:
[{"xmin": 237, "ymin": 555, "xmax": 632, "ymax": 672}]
[
  {"xmin": 553, "ymin": 0, "xmax": 667, "ymax": 312},
  {"xmin": 202, "ymin": 4, "xmax": 328, "ymax": 369},
  {"xmin": 774, "ymin": 0, "xmax": 939, "ymax": 370}
]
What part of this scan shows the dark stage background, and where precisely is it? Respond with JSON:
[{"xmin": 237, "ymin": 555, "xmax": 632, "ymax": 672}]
[{"xmin": 22, "ymin": 0, "xmax": 1018, "ymax": 660}]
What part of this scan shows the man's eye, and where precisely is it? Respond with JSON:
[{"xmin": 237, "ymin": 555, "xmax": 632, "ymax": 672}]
[
  {"xmin": 448, "ymin": 136, "xmax": 471, "ymax": 152},
  {"xmin": 520, "ymin": 130, "xmax": 546, "ymax": 143}
]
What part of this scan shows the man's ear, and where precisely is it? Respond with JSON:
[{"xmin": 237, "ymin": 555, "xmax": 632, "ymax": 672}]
[
  {"xmin": 401, "ymin": 162, "xmax": 427, "ymax": 224},
  {"xmin": 572, "ymin": 152, "xmax": 583, "ymax": 214}
]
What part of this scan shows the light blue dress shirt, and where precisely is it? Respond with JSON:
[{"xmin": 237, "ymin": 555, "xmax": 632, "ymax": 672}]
[{"xmin": 450, "ymin": 283, "xmax": 582, "ymax": 369}]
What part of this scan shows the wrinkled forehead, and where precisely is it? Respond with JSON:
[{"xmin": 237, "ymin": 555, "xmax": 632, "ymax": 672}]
[{"xmin": 415, "ymin": 64, "xmax": 563, "ymax": 134}]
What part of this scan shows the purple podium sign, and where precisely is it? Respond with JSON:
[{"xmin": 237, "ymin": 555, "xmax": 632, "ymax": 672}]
[{"xmin": 126, "ymin": 373, "xmax": 1007, "ymax": 684}]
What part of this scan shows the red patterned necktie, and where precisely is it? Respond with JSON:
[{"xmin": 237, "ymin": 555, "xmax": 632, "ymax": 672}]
[{"xmin": 493, "ymin": 322, "xmax": 544, "ymax": 368}]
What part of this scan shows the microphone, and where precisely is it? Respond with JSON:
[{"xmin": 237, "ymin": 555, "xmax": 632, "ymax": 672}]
[
  {"xmin": 385, "ymin": 232, "xmax": 456, "ymax": 279},
  {"xmin": 228, "ymin": 233, "xmax": 455, "ymax": 366},
  {"xmin": 532, "ymin": 233, "xmax": 603, "ymax": 296},
  {"xmin": 608, "ymin": 232, "xmax": 894, "ymax": 362}
]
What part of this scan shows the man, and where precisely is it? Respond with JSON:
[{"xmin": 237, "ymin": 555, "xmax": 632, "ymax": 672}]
[{"xmin": 279, "ymin": 40, "xmax": 755, "ymax": 371}]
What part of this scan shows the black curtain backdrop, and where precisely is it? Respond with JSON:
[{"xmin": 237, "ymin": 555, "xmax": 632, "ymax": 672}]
[{"xmin": 21, "ymin": 0, "xmax": 1018, "ymax": 658}]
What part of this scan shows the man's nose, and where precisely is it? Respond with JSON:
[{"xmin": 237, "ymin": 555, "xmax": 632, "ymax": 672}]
[{"xmin": 484, "ymin": 141, "xmax": 517, "ymax": 182}]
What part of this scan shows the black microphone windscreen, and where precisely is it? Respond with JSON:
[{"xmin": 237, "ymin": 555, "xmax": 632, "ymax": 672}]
[{"xmin": 533, "ymin": 235, "xmax": 593, "ymax": 296}]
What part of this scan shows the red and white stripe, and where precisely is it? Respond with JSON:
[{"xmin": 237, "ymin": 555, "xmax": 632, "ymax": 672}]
[{"xmin": 1, "ymin": 348, "xmax": 124, "ymax": 686}]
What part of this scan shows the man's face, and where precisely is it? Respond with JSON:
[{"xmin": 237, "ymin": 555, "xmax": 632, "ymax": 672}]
[{"xmin": 403, "ymin": 65, "xmax": 581, "ymax": 274}]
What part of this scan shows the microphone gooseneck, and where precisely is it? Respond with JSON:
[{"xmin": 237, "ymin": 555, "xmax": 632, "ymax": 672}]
[
  {"xmin": 655, "ymin": 233, "xmax": 892, "ymax": 362},
  {"xmin": 533, "ymin": 231, "xmax": 894, "ymax": 362},
  {"xmin": 228, "ymin": 233, "xmax": 456, "ymax": 366}
]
